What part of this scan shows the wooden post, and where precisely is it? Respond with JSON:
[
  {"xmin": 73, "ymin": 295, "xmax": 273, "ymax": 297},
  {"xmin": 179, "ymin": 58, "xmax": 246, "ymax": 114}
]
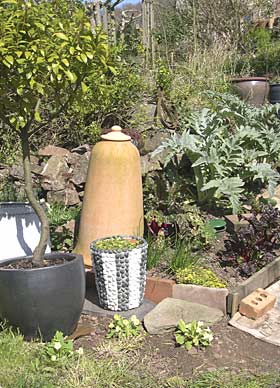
[
  {"xmin": 150, "ymin": 0, "xmax": 155, "ymax": 68},
  {"xmin": 95, "ymin": 0, "xmax": 102, "ymax": 27},
  {"xmin": 103, "ymin": 5, "xmax": 109, "ymax": 33}
]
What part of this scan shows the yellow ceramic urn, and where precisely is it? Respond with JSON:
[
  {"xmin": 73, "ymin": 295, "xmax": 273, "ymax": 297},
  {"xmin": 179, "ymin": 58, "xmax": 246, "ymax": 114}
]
[{"xmin": 74, "ymin": 125, "xmax": 144, "ymax": 266}]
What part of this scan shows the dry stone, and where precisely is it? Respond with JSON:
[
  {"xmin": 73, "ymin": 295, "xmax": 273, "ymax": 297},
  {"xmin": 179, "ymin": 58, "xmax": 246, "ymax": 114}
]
[
  {"xmin": 141, "ymin": 154, "xmax": 161, "ymax": 176},
  {"xmin": 0, "ymin": 165, "xmax": 10, "ymax": 182},
  {"xmin": 143, "ymin": 298, "xmax": 223, "ymax": 335},
  {"xmin": 41, "ymin": 155, "xmax": 70, "ymax": 191},
  {"xmin": 10, "ymin": 165, "xmax": 24, "ymax": 181},
  {"xmin": 141, "ymin": 131, "xmax": 170, "ymax": 155},
  {"xmin": 71, "ymin": 144, "xmax": 91, "ymax": 154},
  {"xmin": 66, "ymin": 152, "xmax": 81, "ymax": 167},
  {"xmin": 38, "ymin": 145, "xmax": 70, "ymax": 157},
  {"xmin": 47, "ymin": 183, "xmax": 80, "ymax": 205},
  {"xmin": 70, "ymin": 152, "xmax": 90, "ymax": 187}
]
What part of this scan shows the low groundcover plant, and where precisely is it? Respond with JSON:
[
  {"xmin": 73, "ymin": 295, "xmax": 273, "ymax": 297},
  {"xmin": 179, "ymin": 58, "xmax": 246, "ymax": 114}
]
[
  {"xmin": 176, "ymin": 266, "xmax": 226, "ymax": 288},
  {"xmin": 44, "ymin": 331, "xmax": 83, "ymax": 362},
  {"xmin": 175, "ymin": 320, "xmax": 213, "ymax": 351},
  {"xmin": 107, "ymin": 314, "xmax": 142, "ymax": 339}
]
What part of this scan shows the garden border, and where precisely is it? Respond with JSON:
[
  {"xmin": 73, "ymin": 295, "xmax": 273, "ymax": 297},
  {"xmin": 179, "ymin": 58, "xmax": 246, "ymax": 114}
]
[
  {"xmin": 227, "ymin": 256, "xmax": 280, "ymax": 316},
  {"xmin": 144, "ymin": 277, "xmax": 228, "ymax": 314},
  {"xmin": 86, "ymin": 272, "xmax": 229, "ymax": 314}
]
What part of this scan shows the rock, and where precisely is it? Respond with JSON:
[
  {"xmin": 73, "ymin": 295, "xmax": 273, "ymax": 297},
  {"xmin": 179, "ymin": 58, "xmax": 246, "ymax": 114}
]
[
  {"xmin": 141, "ymin": 149, "xmax": 170, "ymax": 176},
  {"xmin": 70, "ymin": 152, "xmax": 90, "ymax": 187},
  {"xmin": 38, "ymin": 145, "xmax": 70, "ymax": 157},
  {"xmin": 141, "ymin": 154, "xmax": 161, "ymax": 176},
  {"xmin": 47, "ymin": 184, "xmax": 80, "ymax": 206},
  {"xmin": 130, "ymin": 102, "xmax": 157, "ymax": 132},
  {"xmin": 71, "ymin": 144, "xmax": 91, "ymax": 154},
  {"xmin": 66, "ymin": 152, "xmax": 81, "ymax": 167},
  {"xmin": 0, "ymin": 165, "xmax": 10, "ymax": 182},
  {"xmin": 10, "ymin": 165, "xmax": 24, "ymax": 180},
  {"xmin": 141, "ymin": 131, "xmax": 170, "ymax": 155},
  {"xmin": 173, "ymin": 284, "xmax": 228, "ymax": 314},
  {"xmin": 41, "ymin": 155, "xmax": 70, "ymax": 191},
  {"xmin": 143, "ymin": 298, "xmax": 223, "ymax": 335}
]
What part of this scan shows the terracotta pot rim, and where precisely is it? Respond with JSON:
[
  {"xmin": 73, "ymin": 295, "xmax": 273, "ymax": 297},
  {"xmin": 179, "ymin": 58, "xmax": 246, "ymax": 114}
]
[{"xmin": 231, "ymin": 77, "xmax": 268, "ymax": 83}]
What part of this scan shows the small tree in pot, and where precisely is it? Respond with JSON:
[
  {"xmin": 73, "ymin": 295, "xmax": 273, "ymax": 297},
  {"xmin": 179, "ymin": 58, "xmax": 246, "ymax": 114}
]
[{"xmin": 0, "ymin": 0, "xmax": 110, "ymax": 340}]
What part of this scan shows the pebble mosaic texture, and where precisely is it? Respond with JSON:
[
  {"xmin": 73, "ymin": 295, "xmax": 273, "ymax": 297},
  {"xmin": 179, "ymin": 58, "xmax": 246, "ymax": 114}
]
[{"xmin": 91, "ymin": 236, "xmax": 148, "ymax": 311}]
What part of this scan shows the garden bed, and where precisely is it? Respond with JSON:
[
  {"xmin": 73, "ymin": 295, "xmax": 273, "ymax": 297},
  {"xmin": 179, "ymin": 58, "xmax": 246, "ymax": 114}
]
[{"xmin": 227, "ymin": 256, "xmax": 280, "ymax": 316}]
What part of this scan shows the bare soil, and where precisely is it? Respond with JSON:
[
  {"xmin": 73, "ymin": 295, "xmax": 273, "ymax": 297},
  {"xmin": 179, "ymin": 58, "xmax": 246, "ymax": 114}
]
[
  {"xmin": 74, "ymin": 313, "xmax": 280, "ymax": 379},
  {"xmin": 2, "ymin": 257, "xmax": 67, "ymax": 270}
]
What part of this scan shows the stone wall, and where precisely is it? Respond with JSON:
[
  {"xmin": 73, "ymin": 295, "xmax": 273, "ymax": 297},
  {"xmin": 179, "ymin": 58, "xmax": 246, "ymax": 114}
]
[
  {"xmin": 0, "ymin": 144, "xmax": 91, "ymax": 206},
  {"xmin": 0, "ymin": 129, "xmax": 167, "ymax": 206}
]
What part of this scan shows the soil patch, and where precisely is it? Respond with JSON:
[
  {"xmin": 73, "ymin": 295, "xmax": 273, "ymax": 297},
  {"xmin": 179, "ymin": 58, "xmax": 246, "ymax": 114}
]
[
  {"xmin": 74, "ymin": 313, "xmax": 280, "ymax": 379},
  {"xmin": 1, "ymin": 257, "xmax": 68, "ymax": 270}
]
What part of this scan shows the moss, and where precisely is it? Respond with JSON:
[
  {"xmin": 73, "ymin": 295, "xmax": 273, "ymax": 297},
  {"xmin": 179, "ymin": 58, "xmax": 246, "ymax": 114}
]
[
  {"xmin": 94, "ymin": 237, "xmax": 141, "ymax": 251},
  {"xmin": 176, "ymin": 266, "xmax": 226, "ymax": 288}
]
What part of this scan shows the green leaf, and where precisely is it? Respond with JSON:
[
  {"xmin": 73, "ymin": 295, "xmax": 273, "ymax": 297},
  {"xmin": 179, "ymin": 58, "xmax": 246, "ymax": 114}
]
[
  {"xmin": 34, "ymin": 22, "xmax": 45, "ymax": 31},
  {"xmin": 69, "ymin": 47, "xmax": 75, "ymax": 55},
  {"xmin": 54, "ymin": 32, "xmax": 68, "ymax": 41},
  {"xmin": 65, "ymin": 70, "xmax": 76, "ymax": 83},
  {"xmin": 86, "ymin": 51, "xmax": 93, "ymax": 60},
  {"xmin": 81, "ymin": 82, "xmax": 88, "ymax": 93},
  {"xmin": 62, "ymin": 58, "xmax": 69, "ymax": 67},
  {"xmin": 177, "ymin": 319, "xmax": 186, "ymax": 332},
  {"xmin": 108, "ymin": 65, "xmax": 117, "ymax": 75},
  {"xmin": 184, "ymin": 341, "xmax": 193, "ymax": 351},
  {"xmin": 34, "ymin": 111, "xmax": 41, "ymax": 122},
  {"xmin": 80, "ymin": 53, "xmax": 87, "ymax": 63},
  {"xmin": 4, "ymin": 55, "xmax": 13, "ymax": 65},
  {"xmin": 175, "ymin": 334, "xmax": 185, "ymax": 345}
]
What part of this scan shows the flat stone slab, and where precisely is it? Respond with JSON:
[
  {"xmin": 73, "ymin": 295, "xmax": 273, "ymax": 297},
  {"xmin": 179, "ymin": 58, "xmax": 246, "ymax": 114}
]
[
  {"xmin": 143, "ymin": 297, "xmax": 224, "ymax": 335},
  {"xmin": 173, "ymin": 284, "xmax": 228, "ymax": 314},
  {"xmin": 83, "ymin": 287, "xmax": 155, "ymax": 321}
]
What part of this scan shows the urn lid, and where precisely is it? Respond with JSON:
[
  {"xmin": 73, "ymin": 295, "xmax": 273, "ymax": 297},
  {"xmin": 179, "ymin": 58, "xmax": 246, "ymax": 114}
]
[{"xmin": 101, "ymin": 125, "xmax": 131, "ymax": 141}]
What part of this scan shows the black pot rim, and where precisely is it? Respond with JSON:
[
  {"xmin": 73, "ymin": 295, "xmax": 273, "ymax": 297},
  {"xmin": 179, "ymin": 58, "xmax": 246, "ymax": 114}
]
[
  {"xmin": 90, "ymin": 235, "xmax": 147, "ymax": 253},
  {"xmin": 0, "ymin": 252, "xmax": 83, "ymax": 272},
  {"xmin": 231, "ymin": 77, "xmax": 268, "ymax": 83}
]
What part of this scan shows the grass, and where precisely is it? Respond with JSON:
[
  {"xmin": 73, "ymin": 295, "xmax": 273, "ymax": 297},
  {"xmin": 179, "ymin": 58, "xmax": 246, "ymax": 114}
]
[
  {"xmin": 0, "ymin": 324, "xmax": 279, "ymax": 388},
  {"xmin": 146, "ymin": 236, "xmax": 199, "ymax": 273},
  {"xmin": 168, "ymin": 239, "xmax": 199, "ymax": 274},
  {"xmin": 146, "ymin": 236, "xmax": 169, "ymax": 271}
]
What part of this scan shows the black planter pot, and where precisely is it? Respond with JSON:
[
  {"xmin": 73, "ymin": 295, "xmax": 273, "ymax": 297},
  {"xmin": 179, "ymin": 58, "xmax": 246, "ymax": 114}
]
[
  {"xmin": 0, "ymin": 253, "xmax": 85, "ymax": 341},
  {"xmin": 231, "ymin": 77, "xmax": 269, "ymax": 106},
  {"xmin": 269, "ymin": 84, "xmax": 280, "ymax": 104}
]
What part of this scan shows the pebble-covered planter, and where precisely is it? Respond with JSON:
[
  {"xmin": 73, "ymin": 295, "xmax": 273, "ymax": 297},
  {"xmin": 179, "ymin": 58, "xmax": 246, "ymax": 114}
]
[{"xmin": 90, "ymin": 235, "xmax": 148, "ymax": 311}]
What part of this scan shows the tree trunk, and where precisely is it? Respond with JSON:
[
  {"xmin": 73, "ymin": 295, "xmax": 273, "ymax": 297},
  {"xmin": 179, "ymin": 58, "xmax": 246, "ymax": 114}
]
[{"xmin": 20, "ymin": 126, "xmax": 49, "ymax": 267}]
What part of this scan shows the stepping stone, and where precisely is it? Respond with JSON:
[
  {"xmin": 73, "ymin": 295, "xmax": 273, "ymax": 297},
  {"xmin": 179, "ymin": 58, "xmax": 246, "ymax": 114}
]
[
  {"xmin": 143, "ymin": 298, "xmax": 224, "ymax": 335},
  {"xmin": 68, "ymin": 323, "xmax": 96, "ymax": 340}
]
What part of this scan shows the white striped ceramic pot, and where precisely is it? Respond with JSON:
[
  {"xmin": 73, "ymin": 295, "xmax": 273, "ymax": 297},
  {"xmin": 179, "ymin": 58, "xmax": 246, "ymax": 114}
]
[{"xmin": 90, "ymin": 236, "xmax": 148, "ymax": 311}]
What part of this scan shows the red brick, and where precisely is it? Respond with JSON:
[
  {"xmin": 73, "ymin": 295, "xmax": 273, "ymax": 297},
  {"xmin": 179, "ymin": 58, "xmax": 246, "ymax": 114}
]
[
  {"xmin": 145, "ymin": 277, "xmax": 175, "ymax": 304},
  {"xmin": 239, "ymin": 288, "xmax": 276, "ymax": 320}
]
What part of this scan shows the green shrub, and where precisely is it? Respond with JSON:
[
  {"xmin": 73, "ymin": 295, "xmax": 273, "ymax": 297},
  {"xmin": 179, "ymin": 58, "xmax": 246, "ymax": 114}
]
[
  {"xmin": 153, "ymin": 92, "xmax": 280, "ymax": 214},
  {"xmin": 175, "ymin": 320, "xmax": 213, "ymax": 351},
  {"xmin": 47, "ymin": 203, "xmax": 80, "ymax": 252},
  {"xmin": 176, "ymin": 266, "xmax": 226, "ymax": 288}
]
